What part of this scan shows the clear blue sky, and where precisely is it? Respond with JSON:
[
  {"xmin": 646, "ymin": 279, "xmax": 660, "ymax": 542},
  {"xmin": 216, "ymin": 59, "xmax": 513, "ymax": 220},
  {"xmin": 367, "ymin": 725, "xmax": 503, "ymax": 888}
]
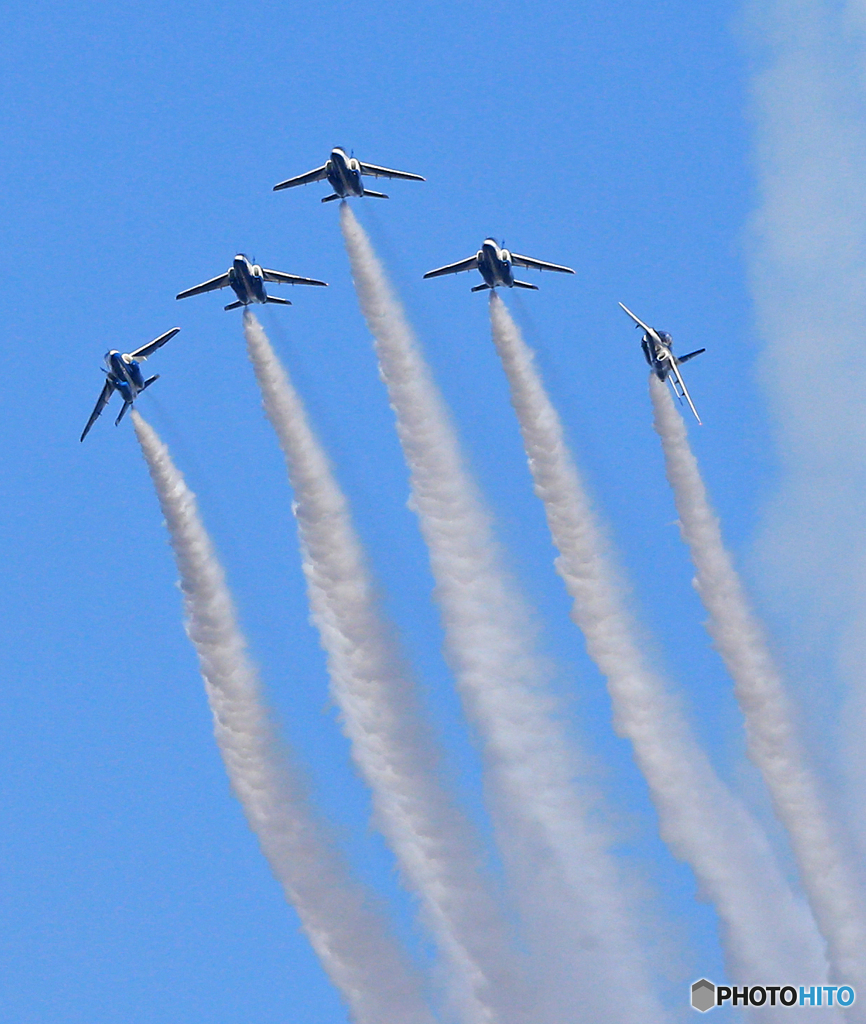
[{"xmin": 1, "ymin": 1, "xmax": 837, "ymax": 1020}]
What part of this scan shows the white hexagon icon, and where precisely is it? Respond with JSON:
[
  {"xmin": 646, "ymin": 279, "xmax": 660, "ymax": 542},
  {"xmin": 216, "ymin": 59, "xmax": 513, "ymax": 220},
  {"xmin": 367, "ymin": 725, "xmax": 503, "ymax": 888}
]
[{"xmin": 691, "ymin": 979, "xmax": 715, "ymax": 1012}]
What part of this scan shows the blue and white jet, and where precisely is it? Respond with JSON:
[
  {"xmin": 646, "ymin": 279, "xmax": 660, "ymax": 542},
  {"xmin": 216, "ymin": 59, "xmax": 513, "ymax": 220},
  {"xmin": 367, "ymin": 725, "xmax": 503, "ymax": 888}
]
[
  {"xmin": 424, "ymin": 238, "xmax": 575, "ymax": 292},
  {"xmin": 80, "ymin": 327, "xmax": 180, "ymax": 442},
  {"xmin": 619, "ymin": 302, "xmax": 705, "ymax": 424},
  {"xmin": 176, "ymin": 254, "xmax": 327, "ymax": 310},
  {"xmin": 273, "ymin": 147, "xmax": 425, "ymax": 202}
]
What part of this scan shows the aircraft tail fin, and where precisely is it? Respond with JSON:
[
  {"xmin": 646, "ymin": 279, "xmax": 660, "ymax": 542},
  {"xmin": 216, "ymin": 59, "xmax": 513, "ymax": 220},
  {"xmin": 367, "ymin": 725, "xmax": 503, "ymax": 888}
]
[
  {"xmin": 265, "ymin": 295, "xmax": 292, "ymax": 306},
  {"xmin": 142, "ymin": 374, "xmax": 160, "ymax": 390},
  {"xmin": 677, "ymin": 348, "xmax": 706, "ymax": 365},
  {"xmin": 115, "ymin": 401, "xmax": 131, "ymax": 427},
  {"xmin": 224, "ymin": 300, "xmax": 245, "ymax": 310},
  {"xmin": 321, "ymin": 193, "xmax": 342, "ymax": 203},
  {"xmin": 362, "ymin": 189, "xmax": 389, "ymax": 199},
  {"xmin": 471, "ymin": 283, "xmax": 492, "ymax": 292},
  {"xmin": 513, "ymin": 280, "xmax": 540, "ymax": 290}
]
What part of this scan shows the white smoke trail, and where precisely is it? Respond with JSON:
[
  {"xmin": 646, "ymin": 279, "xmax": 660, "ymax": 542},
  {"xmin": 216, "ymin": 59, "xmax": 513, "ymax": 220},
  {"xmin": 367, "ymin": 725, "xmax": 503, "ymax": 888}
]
[
  {"xmin": 340, "ymin": 204, "xmax": 667, "ymax": 1024},
  {"xmin": 487, "ymin": 294, "xmax": 830, "ymax": 988},
  {"xmin": 650, "ymin": 375, "xmax": 866, "ymax": 991},
  {"xmin": 746, "ymin": 4, "xmax": 866, "ymax": 943},
  {"xmin": 746, "ymin": 0, "xmax": 866, "ymax": 859},
  {"xmin": 243, "ymin": 310, "xmax": 525, "ymax": 1024},
  {"xmin": 131, "ymin": 410, "xmax": 436, "ymax": 1024}
]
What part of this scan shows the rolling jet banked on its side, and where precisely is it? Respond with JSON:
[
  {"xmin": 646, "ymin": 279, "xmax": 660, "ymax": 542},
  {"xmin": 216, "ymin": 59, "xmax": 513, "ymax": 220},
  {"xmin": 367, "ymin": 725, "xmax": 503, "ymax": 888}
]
[
  {"xmin": 80, "ymin": 328, "xmax": 180, "ymax": 442},
  {"xmin": 618, "ymin": 302, "xmax": 705, "ymax": 424},
  {"xmin": 424, "ymin": 238, "xmax": 575, "ymax": 292},
  {"xmin": 273, "ymin": 147, "xmax": 425, "ymax": 202},
  {"xmin": 176, "ymin": 254, "xmax": 327, "ymax": 310}
]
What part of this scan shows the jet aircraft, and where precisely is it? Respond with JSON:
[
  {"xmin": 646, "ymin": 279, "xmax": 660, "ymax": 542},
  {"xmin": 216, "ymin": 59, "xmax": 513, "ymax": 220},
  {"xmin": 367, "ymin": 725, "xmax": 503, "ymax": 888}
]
[
  {"xmin": 273, "ymin": 147, "xmax": 425, "ymax": 202},
  {"xmin": 618, "ymin": 302, "xmax": 705, "ymax": 424},
  {"xmin": 80, "ymin": 327, "xmax": 180, "ymax": 442},
  {"xmin": 423, "ymin": 238, "xmax": 575, "ymax": 291},
  {"xmin": 176, "ymin": 254, "xmax": 327, "ymax": 310}
]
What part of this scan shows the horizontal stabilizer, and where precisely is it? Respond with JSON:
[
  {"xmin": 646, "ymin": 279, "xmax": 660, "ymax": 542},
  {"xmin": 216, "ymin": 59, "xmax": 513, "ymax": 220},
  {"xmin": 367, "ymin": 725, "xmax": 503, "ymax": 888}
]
[
  {"xmin": 265, "ymin": 295, "xmax": 292, "ymax": 305},
  {"xmin": 224, "ymin": 300, "xmax": 245, "ymax": 311},
  {"xmin": 677, "ymin": 348, "xmax": 705, "ymax": 365},
  {"xmin": 142, "ymin": 374, "xmax": 160, "ymax": 390},
  {"xmin": 321, "ymin": 193, "xmax": 342, "ymax": 203},
  {"xmin": 115, "ymin": 401, "xmax": 131, "ymax": 427},
  {"xmin": 362, "ymin": 189, "xmax": 389, "ymax": 199},
  {"xmin": 471, "ymin": 282, "xmax": 492, "ymax": 292},
  {"xmin": 513, "ymin": 280, "xmax": 539, "ymax": 290}
]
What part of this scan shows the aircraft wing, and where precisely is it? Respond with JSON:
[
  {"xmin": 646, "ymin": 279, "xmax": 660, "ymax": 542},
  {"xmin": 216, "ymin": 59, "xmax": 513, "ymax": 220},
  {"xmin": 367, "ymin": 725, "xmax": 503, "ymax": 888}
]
[
  {"xmin": 129, "ymin": 327, "xmax": 180, "ymax": 361},
  {"xmin": 273, "ymin": 165, "xmax": 329, "ymax": 191},
  {"xmin": 668, "ymin": 360, "xmax": 702, "ymax": 425},
  {"xmin": 262, "ymin": 269, "xmax": 328, "ymax": 287},
  {"xmin": 423, "ymin": 255, "xmax": 479, "ymax": 279},
  {"xmin": 618, "ymin": 302, "xmax": 664, "ymax": 345},
  {"xmin": 80, "ymin": 379, "xmax": 114, "ymax": 442},
  {"xmin": 510, "ymin": 253, "xmax": 575, "ymax": 275},
  {"xmin": 176, "ymin": 272, "xmax": 231, "ymax": 300},
  {"xmin": 358, "ymin": 161, "xmax": 425, "ymax": 182}
]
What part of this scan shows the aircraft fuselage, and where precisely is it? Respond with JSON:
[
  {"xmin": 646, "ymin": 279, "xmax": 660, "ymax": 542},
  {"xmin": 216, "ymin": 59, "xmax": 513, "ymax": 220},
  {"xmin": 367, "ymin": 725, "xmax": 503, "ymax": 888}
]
[
  {"xmin": 477, "ymin": 239, "xmax": 515, "ymax": 289},
  {"xmin": 619, "ymin": 302, "xmax": 703, "ymax": 423},
  {"xmin": 106, "ymin": 350, "xmax": 145, "ymax": 401},
  {"xmin": 326, "ymin": 148, "xmax": 364, "ymax": 198},
  {"xmin": 81, "ymin": 329, "xmax": 175, "ymax": 440},
  {"xmin": 227, "ymin": 254, "xmax": 268, "ymax": 305},
  {"xmin": 641, "ymin": 332, "xmax": 676, "ymax": 381}
]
